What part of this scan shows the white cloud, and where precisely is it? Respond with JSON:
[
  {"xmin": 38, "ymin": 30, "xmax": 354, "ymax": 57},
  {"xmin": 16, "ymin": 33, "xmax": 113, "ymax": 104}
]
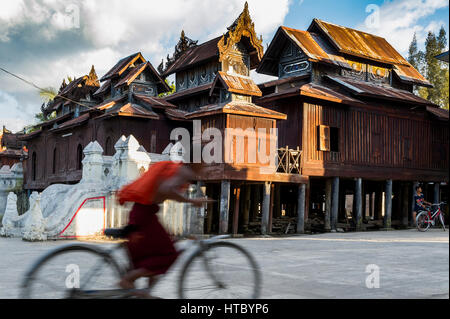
[
  {"xmin": 0, "ymin": 0, "xmax": 290, "ymax": 131},
  {"xmin": 357, "ymin": 0, "xmax": 449, "ymax": 55},
  {"xmin": 0, "ymin": 91, "xmax": 33, "ymax": 133}
]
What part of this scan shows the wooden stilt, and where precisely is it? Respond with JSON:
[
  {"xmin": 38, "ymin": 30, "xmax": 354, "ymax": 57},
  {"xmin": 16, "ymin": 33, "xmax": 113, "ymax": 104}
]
[
  {"xmin": 401, "ymin": 183, "xmax": 409, "ymax": 227},
  {"xmin": 232, "ymin": 187, "xmax": 241, "ymax": 235},
  {"xmin": 325, "ymin": 179, "xmax": 332, "ymax": 231},
  {"xmin": 297, "ymin": 184, "xmax": 306, "ymax": 234},
  {"xmin": 384, "ymin": 180, "xmax": 393, "ymax": 229},
  {"xmin": 331, "ymin": 177, "xmax": 339, "ymax": 232},
  {"xmin": 261, "ymin": 182, "xmax": 271, "ymax": 235},
  {"xmin": 355, "ymin": 178, "xmax": 363, "ymax": 230},
  {"xmin": 219, "ymin": 180, "xmax": 231, "ymax": 234}
]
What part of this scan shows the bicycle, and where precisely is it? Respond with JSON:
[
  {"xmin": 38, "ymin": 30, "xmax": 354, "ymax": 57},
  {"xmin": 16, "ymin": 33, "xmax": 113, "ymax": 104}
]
[
  {"xmin": 416, "ymin": 202, "xmax": 447, "ymax": 232},
  {"xmin": 20, "ymin": 229, "xmax": 262, "ymax": 299}
]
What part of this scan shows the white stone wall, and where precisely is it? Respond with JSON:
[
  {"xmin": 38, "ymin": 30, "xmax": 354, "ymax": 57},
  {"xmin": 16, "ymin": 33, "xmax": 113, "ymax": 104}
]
[
  {"xmin": 0, "ymin": 135, "xmax": 204, "ymax": 240},
  {"xmin": 0, "ymin": 163, "xmax": 23, "ymax": 224}
]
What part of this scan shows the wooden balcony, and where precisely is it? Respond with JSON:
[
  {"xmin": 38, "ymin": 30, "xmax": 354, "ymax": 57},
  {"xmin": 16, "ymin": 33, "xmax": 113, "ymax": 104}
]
[{"xmin": 277, "ymin": 147, "xmax": 302, "ymax": 174}]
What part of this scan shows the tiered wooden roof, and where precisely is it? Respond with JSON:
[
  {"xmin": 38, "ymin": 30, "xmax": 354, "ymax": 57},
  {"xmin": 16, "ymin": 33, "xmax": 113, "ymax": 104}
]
[{"xmin": 258, "ymin": 19, "xmax": 432, "ymax": 87}]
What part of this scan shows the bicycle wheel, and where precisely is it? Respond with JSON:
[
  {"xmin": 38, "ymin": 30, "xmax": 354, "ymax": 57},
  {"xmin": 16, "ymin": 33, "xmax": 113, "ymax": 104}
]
[
  {"xmin": 21, "ymin": 244, "xmax": 124, "ymax": 299},
  {"xmin": 416, "ymin": 212, "xmax": 431, "ymax": 232},
  {"xmin": 178, "ymin": 242, "xmax": 261, "ymax": 299}
]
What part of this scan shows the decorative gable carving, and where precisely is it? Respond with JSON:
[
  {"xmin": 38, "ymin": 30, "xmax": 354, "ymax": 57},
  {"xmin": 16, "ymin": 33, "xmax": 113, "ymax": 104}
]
[{"xmin": 218, "ymin": 2, "xmax": 264, "ymax": 72}]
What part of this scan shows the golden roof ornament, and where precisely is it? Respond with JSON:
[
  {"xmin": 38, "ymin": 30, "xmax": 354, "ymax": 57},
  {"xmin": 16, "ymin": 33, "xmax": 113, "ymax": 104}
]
[
  {"xmin": 85, "ymin": 65, "xmax": 100, "ymax": 87},
  {"xmin": 218, "ymin": 1, "xmax": 264, "ymax": 64}
]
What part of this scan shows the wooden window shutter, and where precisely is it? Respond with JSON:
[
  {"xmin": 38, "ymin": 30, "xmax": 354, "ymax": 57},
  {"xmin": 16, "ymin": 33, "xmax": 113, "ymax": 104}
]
[{"xmin": 318, "ymin": 125, "xmax": 330, "ymax": 151}]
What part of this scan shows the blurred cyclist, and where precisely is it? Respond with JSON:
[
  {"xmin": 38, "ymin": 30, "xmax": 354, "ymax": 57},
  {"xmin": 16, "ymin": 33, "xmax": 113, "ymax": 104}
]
[{"xmin": 116, "ymin": 161, "xmax": 210, "ymax": 296}]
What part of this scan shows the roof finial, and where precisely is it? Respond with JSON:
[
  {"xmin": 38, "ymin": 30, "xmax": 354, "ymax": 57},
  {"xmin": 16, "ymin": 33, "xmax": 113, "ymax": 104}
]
[{"xmin": 86, "ymin": 65, "xmax": 100, "ymax": 87}]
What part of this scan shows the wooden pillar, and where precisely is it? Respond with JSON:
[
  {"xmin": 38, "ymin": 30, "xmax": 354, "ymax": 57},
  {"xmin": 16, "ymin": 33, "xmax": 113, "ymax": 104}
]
[
  {"xmin": 219, "ymin": 180, "xmax": 230, "ymax": 234},
  {"xmin": 375, "ymin": 184, "xmax": 383, "ymax": 220},
  {"xmin": 252, "ymin": 184, "xmax": 261, "ymax": 222},
  {"xmin": 369, "ymin": 192, "xmax": 374, "ymax": 219},
  {"xmin": 384, "ymin": 179, "xmax": 393, "ymax": 229},
  {"xmin": 268, "ymin": 183, "xmax": 275, "ymax": 233},
  {"xmin": 274, "ymin": 184, "xmax": 281, "ymax": 219},
  {"xmin": 410, "ymin": 182, "xmax": 419, "ymax": 227},
  {"xmin": 232, "ymin": 187, "xmax": 241, "ymax": 235},
  {"xmin": 297, "ymin": 184, "xmax": 306, "ymax": 234},
  {"xmin": 242, "ymin": 185, "xmax": 251, "ymax": 231},
  {"xmin": 331, "ymin": 177, "xmax": 339, "ymax": 232},
  {"xmin": 305, "ymin": 180, "xmax": 310, "ymax": 222},
  {"xmin": 355, "ymin": 178, "xmax": 363, "ymax": 230},
  {"xmin": 339, "ymin": 183, "xmax": 346, "ymax": 221},
  {"xmin": 261, "ymin": 182, "xmax": 271, "ymax": 234},
  {"xmin": 325, "ymin": 179, "xmax": 332, "ymax": 232},
  {"xmin": 401, "ymin": 183, "xmax": 409, "ymax": 227},
  {"xmin": 434, "ymin": 183, "xmax": 440, "ymax": 204},
  {"xmin": 205, "ymin": 185, "xmax": 214, "ymax": 234}
]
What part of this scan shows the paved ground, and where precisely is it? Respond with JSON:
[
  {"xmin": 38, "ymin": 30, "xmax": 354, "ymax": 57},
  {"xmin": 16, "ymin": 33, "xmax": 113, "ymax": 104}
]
[{"xmin": 0, "ymin": 229, "xmax": 448, "ymax": 299}]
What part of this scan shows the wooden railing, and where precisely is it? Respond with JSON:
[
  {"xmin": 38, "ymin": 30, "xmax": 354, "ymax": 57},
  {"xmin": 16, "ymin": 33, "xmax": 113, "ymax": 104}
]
[{"xmin": 276, "ymin": 147, "xmax": 302, "ymax": 174}]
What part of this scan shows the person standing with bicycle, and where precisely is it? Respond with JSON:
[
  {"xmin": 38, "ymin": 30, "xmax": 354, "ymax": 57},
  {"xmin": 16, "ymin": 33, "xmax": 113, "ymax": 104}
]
[{"xmin": 413, "ymin": 185, "xmax": 432, "ymax": 225}]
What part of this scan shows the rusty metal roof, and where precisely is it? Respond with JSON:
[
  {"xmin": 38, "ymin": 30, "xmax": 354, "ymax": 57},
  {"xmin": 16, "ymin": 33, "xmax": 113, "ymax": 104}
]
[
  {"xmin": 211, "ymin": 71, "xmax": 262, "ymax": 97},
  {"xmin": 325, "ymin": 75, "xmax": 435, "ymax": 106},
  {"xmin": 50, "ymin": 113, "xmax": 90, "ymax": 131},
  {"xmin": 310, "ymin": 19, "xmax": 409, "ymax": 66},
  {"xmin": 100, "ymin": 52, "xmax": 146, "ymax": 82},
  {"xmin": 426, "ymin": 106, "xmax": 449, "ymax": 120},
  {"xmin": 281, "ymin": 27, "xmax": 350, "ymax": 68},
  {"xmin": 133, "ymin": 94, "xmax": 177, "ymax": 109},
  {"xmin": 259, "ymin": 21, "xmax": 431, "ymax": 87},
  {"xmin": 393, "ymin": 64, "xmax": 432, "ymax": 87},
  {"xmin": 164, "ymin": 83, "xmax": 213, "ymax": 102},
  {"xmin": 162, "ymin": 37, "xmax": 221, "ymax": 77},
  {"xmin": 187, "ymin": 100, "xmax": 287, "ymax": 120},
  {"xmin": 94, "ymin": 79, "xmax": 111, "ymax": 96},
  {"xmin": 114, "ymin": 62, "xmax": 170, "ymax": 92}
]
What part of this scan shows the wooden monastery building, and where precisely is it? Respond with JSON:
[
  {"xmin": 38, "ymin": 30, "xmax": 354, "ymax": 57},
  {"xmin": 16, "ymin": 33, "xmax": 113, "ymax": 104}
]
[{"xmin": 18, "ymin": 3, "xmax": 449, "ymax": 235}]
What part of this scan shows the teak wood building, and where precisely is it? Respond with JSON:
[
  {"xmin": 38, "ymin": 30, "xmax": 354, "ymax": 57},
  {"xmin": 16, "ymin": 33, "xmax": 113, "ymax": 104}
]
[
  {"xmin": 18, "ymin": 3, "xmax": 448, "ymax": 235},
  {"xmin": 255, "ymin": 19, "xmax": 449, "ymax": 232},
  {"xmin": 20, "ymin": 55, "xmax": 183, "ymax": 190}
]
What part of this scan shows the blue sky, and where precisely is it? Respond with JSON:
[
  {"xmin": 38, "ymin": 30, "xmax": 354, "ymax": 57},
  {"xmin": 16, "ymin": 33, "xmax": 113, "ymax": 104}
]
[{"xmin": 0, "ymin": 0, "xmax": 448, "ymax": 132}]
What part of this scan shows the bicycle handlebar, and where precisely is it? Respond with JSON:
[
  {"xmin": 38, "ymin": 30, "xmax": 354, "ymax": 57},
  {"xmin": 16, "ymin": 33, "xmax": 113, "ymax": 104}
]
[{"xmin": 430, "ymin": 202, "xmax": 446, "ymax": 206}]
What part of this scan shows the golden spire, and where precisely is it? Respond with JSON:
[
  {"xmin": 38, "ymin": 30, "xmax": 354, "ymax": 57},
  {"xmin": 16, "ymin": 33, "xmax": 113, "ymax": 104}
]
[
  {"xmin": 86, "ymin": 65, "xmax": 100, "ymax": 87},
  {"xmin": 218, "ymin": 1, "xmax": 264, "ymax": 64}
]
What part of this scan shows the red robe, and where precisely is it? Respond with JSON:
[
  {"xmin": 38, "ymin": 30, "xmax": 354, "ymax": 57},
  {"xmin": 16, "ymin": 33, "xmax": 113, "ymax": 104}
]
[{"xmin": 117, "ymin": 161, "xmax": 183, "ymax": 274}]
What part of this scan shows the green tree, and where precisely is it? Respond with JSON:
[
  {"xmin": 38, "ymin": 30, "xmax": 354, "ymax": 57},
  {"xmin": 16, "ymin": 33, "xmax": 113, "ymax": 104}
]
[
  {"xmin": 158, "ymin": 79, "xmax": 176, "ymax": 97},
  {"xmin": 409, "ymin": 27, "xmax": 449, "ymax": 109}
]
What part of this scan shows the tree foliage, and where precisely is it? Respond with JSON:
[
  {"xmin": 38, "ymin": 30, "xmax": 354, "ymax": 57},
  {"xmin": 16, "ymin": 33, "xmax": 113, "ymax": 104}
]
[
  {"xmin": 158, "ymin": 79, "xmax": 176, "ymax": 97},
  {"xmin": 408, "ymin": 27, "xmax": 449, "ymax": 109}
]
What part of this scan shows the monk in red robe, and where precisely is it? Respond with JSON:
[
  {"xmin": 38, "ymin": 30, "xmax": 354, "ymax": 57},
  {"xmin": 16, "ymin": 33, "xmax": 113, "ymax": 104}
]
[{"xmin": 116, "ymin": 161, "xmax": 209, "ymax": 293}]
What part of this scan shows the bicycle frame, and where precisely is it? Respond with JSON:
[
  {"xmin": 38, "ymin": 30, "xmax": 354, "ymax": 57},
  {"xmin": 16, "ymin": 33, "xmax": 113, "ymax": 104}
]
[{"xmin": 423, "ymin": 206, "xmax": 443, "ymax": 224}]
